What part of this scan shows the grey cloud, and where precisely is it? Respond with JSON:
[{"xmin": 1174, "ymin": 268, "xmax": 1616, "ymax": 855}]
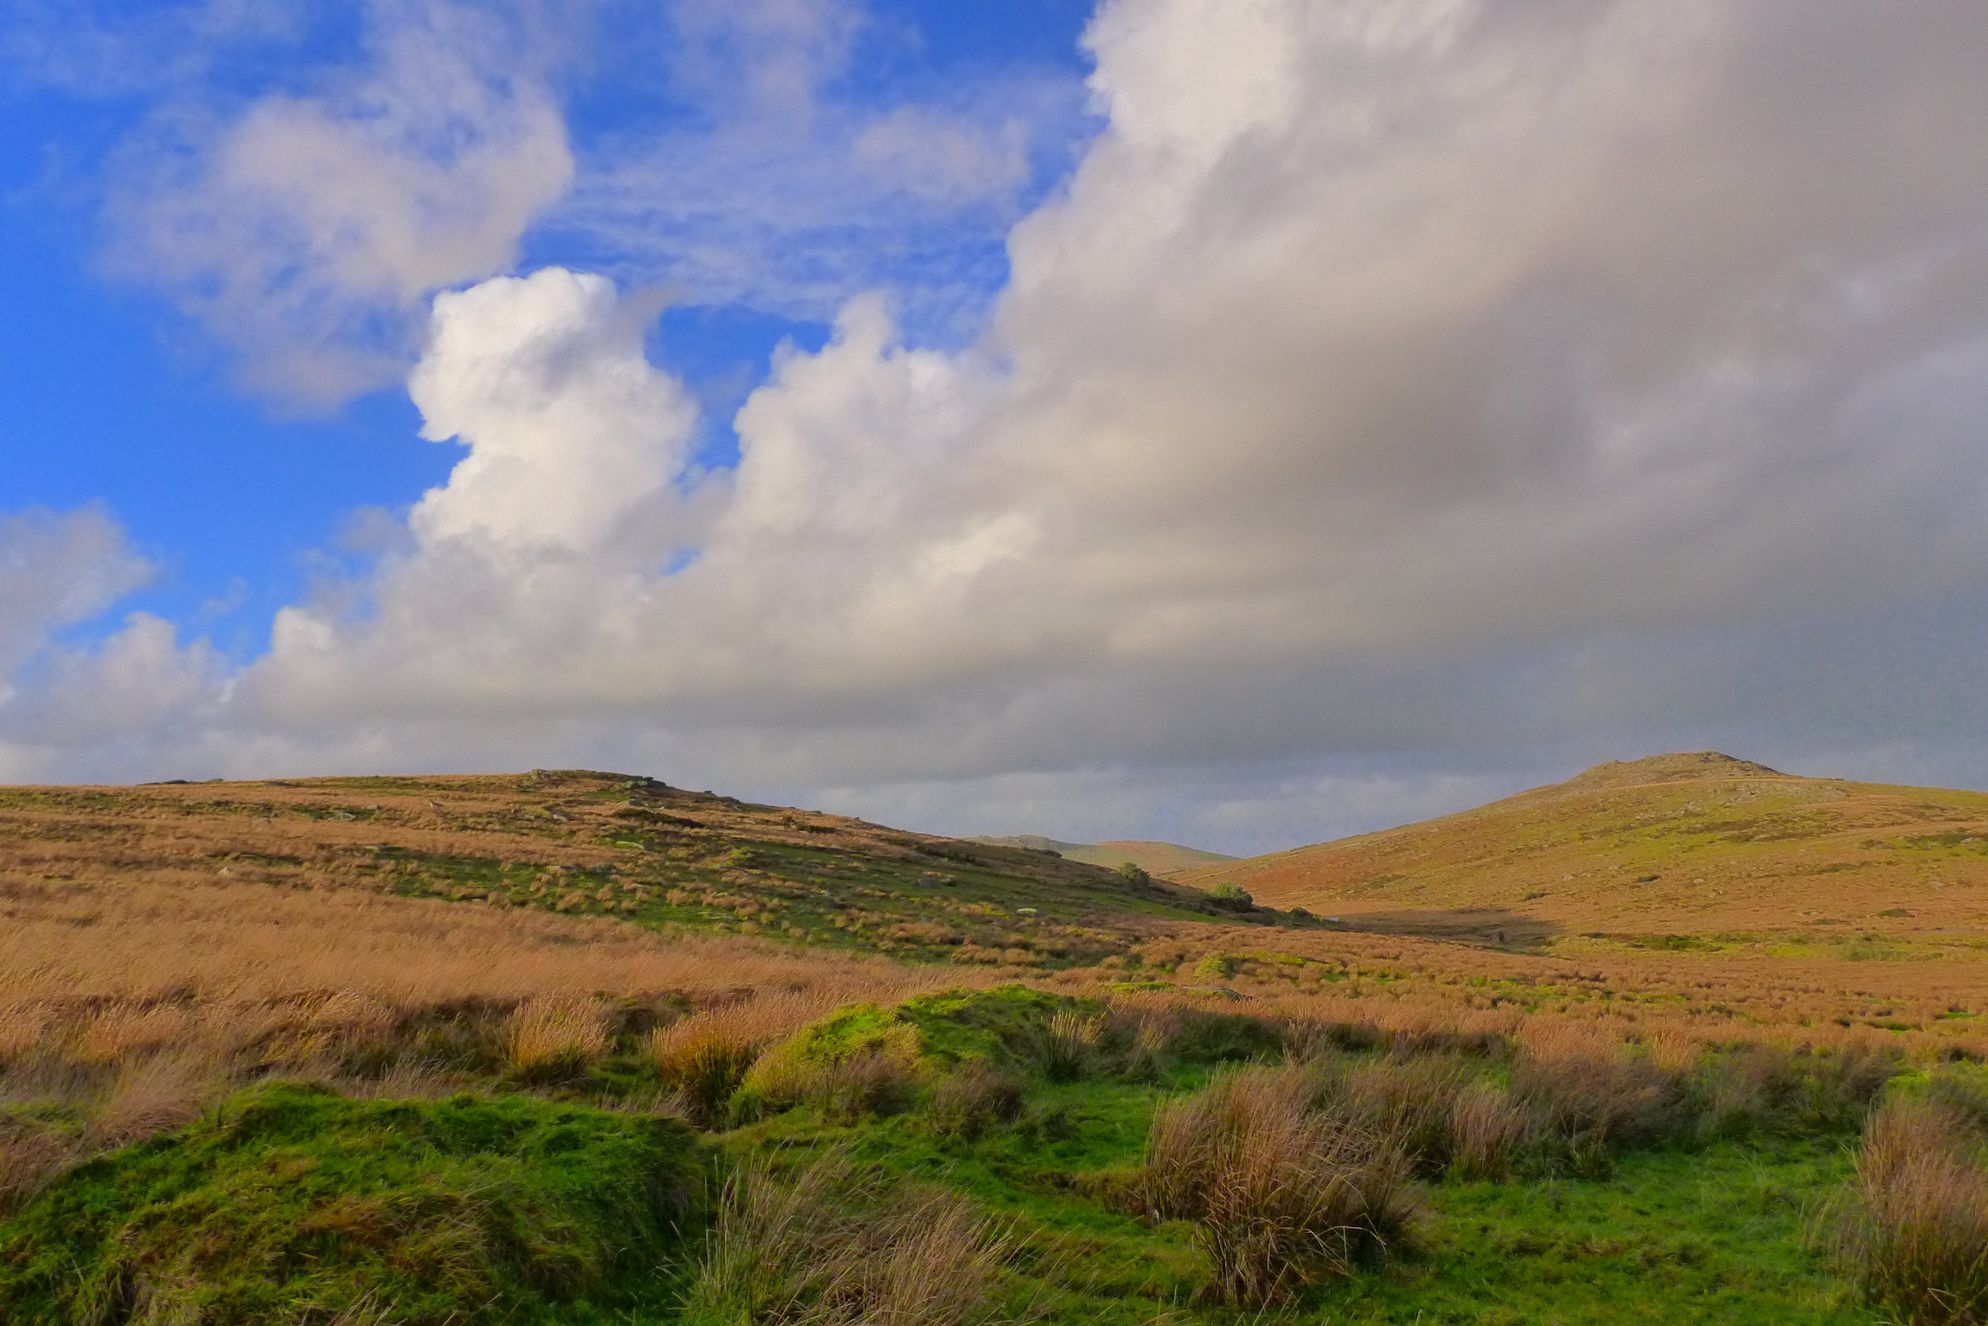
[{"xmin": 8, "ymin": 0, "xmax": 1988, "ymax": 853}]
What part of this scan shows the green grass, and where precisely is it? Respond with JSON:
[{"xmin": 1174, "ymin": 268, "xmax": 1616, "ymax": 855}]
[
  {"xmin": 719, "ymin": 1067, "xmax": 1879, "ymax": 1324},
  {"xmin": 0, "ymin": 987, "xmax": 1904, "ymax": 1326},
  {"xmin": 0, "ymin": 1083, "xmax": 705, "ymax": 1326},
  {"xmin": 1325, "ymin": 1138, "xmax": 1872, "ymax": 1323}
]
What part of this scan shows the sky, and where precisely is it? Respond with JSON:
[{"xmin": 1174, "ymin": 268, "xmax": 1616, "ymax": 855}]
[{"xmin": 2, "ymin": 0, "xmax": 1987, "ymax": 855}]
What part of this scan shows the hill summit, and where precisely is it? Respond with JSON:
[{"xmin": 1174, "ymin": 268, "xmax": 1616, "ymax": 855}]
[
  {"xmin": 1561, "ymin": 750, "xmax": 1784, "ymax": 789},
  {"xmin": 1178, "ymin": 751, "xmax": 1988, "ymax": 945}
]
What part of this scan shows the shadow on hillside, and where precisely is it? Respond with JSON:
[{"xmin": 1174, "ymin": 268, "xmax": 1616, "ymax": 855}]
[{"xmin": 1330, "ymin": 908, "xmax": 1560, "ymax": 952}]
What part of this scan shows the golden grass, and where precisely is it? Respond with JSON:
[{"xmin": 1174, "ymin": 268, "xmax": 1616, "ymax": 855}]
[
  {"xmin": 506, "ymin": 994, "xmax": 614, "ymax": 1080},
  {"xmin": 1140, "ymin": 1064, "xmax": 1415, "ymax": 1307},
  {"xmin": 1180, "ymin": 753, "xmax": 1988, "ymax": 942},
  {"xmin": 1845, "ymin": 1099, "xmax": 1988, "ymax": 1324},
  {"xmin": 0, "ymin": 854, "xmax": 953, "ymax": 1162},
  {"xmin": 686, "ymin": 1151, "xmax": 1021, "ymax": 1325}
]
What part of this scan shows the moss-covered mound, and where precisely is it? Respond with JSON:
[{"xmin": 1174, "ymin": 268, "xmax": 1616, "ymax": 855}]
[{"xmin": 0, "ymin": 1083, "xmax": 703, "ymax": 1326}]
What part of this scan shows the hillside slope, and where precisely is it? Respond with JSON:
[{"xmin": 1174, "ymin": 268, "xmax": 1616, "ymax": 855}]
[
  {"xmin": 971, "ymin": 834, "xmax": 1235, "ymax": 877},
  {"xmin": 0, "ymin": 769, "xmax": 1249, "ymax": 967},
  {"xmin": 1179, "ymin": 752, "xmax": 1988, "ymax": 943}
]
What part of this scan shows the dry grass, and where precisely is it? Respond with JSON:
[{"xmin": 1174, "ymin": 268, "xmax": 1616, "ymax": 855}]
[
  {"xmin": 1140, "ymin": 1064, "xmax": 1415, "ymax": 1307},
  {"xmin": 1447, "ymin": 1082, "xmax": 1532, "ymax": 1179},
  {"xmin": 0, "ymin": 1118, "xmax": 72, "ymax": 1218},
  {"xmin": 929, "ymin": 1062, "xmax": 1027, "ymax": 1140},
  {"xmin": 1179, "ymin": 753, "xmax": 1988, "ymax": 942},
  {"xmin": 1844, "ymin": 1098, "xmax": 1988, "ymax": 1324},
  {"xmin": 0, "ymin": 842, "xmax": 947, "ymax": 1168},
  {"xmin": 1508, "ymin": 1041, "xmax": 1681, "ymax": 1168},
  {"xmin": 506, "ymin": 994, "xmax": 613, "ymax": 1081},
  {"xmin": 1029, "ymin": 1008, "xmax": 1106, "ymax": 1082},
  {"xmin": 87, "ymin": 1052, "xmax": 212, "ymax": 1149},
  {"xmin": 650, "ymin": 989, "xmax": 851, "ymax": 1123},
  {"xmin": 685, "ymin": 1151, "xmax": 1021, "ymax": 1325}
]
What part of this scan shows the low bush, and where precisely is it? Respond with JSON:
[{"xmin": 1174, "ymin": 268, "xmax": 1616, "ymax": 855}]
[
  {"xmin": 1843, "ymin": 1098, "xmax": 1988, "ymax": 1324},
  {"xmin": 1204, "ymin": 882, "xmax": 1254, "ymax": 913}
]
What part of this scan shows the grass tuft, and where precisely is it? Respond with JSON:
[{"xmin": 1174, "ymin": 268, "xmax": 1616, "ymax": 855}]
[
  {"xmin": 1843, "ymin": 1098, "xmax": 1988, "ymax": 1324},
  {"xmin": 682, "ymin": 1151, "xmax": 1020, "ymax": 1325},
  {"xmin": 1139, "ymin": 1064, "xmax": 1415, "ymax": 1307}
]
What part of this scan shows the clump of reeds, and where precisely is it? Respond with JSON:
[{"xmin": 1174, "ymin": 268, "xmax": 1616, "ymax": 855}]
[
  {"xmin": 683, "ymin": 1151, "xmax": 1020, "ymax": 1325},
  {"xmin": 1139, "ymin": 1064, "xmax": 1414, "ymax": 1308},
  {"xmin": 928, "ymin": 1061, "xmax": 1027, "ymax": 1140},
  {"xmin": 506, "ymin": 994, "xmax": 613, "ymax": 1082},
  {"xmin": 1842, "ymin": 1098, "xmax": 1988, "ymax": 1324},
  {"xmin": 650, "ymin": 991, "xmax": 834, "ymax": 1123}
]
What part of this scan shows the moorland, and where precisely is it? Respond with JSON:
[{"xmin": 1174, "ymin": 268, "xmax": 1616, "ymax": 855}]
[{"xmin": 4, "ymin": 755, "xmax": 1988, "ymax": 1324}]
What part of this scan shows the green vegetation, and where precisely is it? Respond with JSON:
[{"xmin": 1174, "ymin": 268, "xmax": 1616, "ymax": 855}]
[
  {"xmin": 0, "ymin": 982, "xmax": 1951, "ymax": 1325},
  {"xmin": 1204, "ymin": 881, "xmax": 1255, "ymax": 912},
  {"xmin": 0, "ymin": 1084, "xmax": 703, "ymax": 1325},
  {"xmin": 12, "ymin": 763, "xmax": 1988, "ymax": 1323}
]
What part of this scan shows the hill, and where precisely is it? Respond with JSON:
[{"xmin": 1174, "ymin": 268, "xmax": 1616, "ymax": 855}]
[
  {"xmin": 0, "ymin": 769, "xmax": 1253, "ymax": 967},
  {"xmin": 1178, "ymin": 751, "xmax": 1988, "ymax": 949},
  {"xmin": 7, "ymin": 762, "xmax": 1988, "ymax": 1323},
  {"xmin": 970, "ymin": 833, "xmax": 1235, "ymax": 877}
]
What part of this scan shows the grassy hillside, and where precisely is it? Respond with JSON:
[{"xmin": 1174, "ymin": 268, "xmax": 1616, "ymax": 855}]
[
  {"xmin": 973, "ymin": 834, "xmax": 1236, "ymax": 877},
  {"xmin": 1179, "ymin": 752, "xmax": 1988, "ymax": 954},
  {"xmin": 0, "ymin": 769, "xmax": 1252, "ymax": 966},
  {"xmin": 8, "ymin": 761, "xmax": 1988, "ymax": 1323}
]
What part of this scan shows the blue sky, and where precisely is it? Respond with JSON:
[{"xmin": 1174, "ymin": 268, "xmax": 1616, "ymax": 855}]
[
  {"xmin": 2, "ymin": 0, "xmax": 1093, "ymax": 650},
  {"xmin": 3, "ymin": 1, "xmax": 1987, "ymax": 852}
]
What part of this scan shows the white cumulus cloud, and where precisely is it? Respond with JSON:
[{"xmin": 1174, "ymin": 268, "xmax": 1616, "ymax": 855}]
[{"xmin": 12, "ymin": 0, "xmax": 1988, "ymax": 849}]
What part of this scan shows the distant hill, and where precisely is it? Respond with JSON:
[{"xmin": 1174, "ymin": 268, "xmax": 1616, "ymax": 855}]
[
  {"xmin": 0, "ymin": 770, "xmax": 1261, "ymax": 968},
  {"xmin": 970, "ymin": 834, "xmax": 1235, "ymax": 878},
  {"xmin": 1176, "ymin": 752, "xmax": 1988, "ymax": 943}
]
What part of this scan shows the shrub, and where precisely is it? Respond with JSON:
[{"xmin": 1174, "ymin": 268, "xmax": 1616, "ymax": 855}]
[
  {"xmin": 1205, "ymin": 882, "xmax": 1255, "ymax": 913},
  {"xmin": 1139, "ymin": 1065, "xmax": 1415, "ymax": 1307},
  {"xmin": 1115, "ymin": 862, "xmax": 1152, "ymax": 887},
  {"xmin": 929, "ymin": 1062, "xmax": 1027, "ymax": 1140},
  {"xmin": 1843, "ymin": 1099, "xmax": 1988, "ymax": 1324}
]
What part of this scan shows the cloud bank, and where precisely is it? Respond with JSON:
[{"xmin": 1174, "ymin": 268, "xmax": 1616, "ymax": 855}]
[{"xmin": 7, "ymin": 0, "xmax": 1988, "ymax": 849}]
